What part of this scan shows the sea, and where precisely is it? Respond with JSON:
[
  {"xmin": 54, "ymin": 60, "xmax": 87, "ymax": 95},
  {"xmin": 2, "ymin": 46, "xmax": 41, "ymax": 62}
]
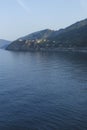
[{"xmin": 0, "ymin": 49, "xmax": 87, "ymax": 130}]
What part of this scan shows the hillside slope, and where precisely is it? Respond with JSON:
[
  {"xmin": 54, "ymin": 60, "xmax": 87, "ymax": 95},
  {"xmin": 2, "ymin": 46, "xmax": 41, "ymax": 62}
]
[
  {"xmin": 0, "ymin": 39, "xmax": 11, "ymax": 49},
  {"xmin": 6, "ymin": 19, "xmax": 87, "ymax": 51}
]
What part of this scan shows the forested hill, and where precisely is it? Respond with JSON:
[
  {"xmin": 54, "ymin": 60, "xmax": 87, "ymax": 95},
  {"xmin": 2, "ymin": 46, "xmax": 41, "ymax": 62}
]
[{"xmin": 6, "ymin": 18, "xmax": 87, "ymax": 51}]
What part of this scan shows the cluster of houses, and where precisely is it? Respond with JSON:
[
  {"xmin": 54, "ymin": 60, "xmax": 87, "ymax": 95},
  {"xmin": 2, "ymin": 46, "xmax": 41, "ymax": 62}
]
[
  {"xmin": 18, "ymin": 38, "xmax": 56, "ymax": 48},
  {"xmin": 18, "ymin": 38, "xmax": 56, "ymax": 43}
]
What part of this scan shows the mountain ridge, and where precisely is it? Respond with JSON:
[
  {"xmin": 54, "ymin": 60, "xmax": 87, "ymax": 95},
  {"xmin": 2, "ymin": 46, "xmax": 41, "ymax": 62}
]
[
  {"xmin": 0, "ymin": 39, "xmax": 11, "ymax": 49},
  {"xmin": 6, "ymin": 18, "xmax": 87, "ymax": 52}
]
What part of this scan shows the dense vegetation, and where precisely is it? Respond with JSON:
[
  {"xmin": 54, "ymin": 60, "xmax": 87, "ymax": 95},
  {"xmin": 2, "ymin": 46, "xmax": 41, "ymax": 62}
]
[{"xmin": 7, "ymin": 18, "xmax": 87, "ymax": 51}]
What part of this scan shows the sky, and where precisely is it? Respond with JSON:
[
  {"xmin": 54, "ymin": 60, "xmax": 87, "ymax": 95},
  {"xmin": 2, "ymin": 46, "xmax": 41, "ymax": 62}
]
[{"xmin": 0, "ymin": 0, "xmax": 87, "ymax": 41}]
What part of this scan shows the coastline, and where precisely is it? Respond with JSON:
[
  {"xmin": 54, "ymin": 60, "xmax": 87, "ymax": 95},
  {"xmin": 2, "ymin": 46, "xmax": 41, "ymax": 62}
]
[{"xmin": 6, "ymin": 47, "xmax": 87, "ymax": 53}]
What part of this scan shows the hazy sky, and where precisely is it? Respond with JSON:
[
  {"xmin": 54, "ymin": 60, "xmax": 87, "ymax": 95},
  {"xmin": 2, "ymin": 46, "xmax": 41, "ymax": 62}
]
[{"xmin": 0, "ymin": 0, "xmax": 87, "ymax": 40}]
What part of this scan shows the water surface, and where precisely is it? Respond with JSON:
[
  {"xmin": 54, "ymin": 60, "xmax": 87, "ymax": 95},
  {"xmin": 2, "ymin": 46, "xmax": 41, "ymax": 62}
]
[{"xmin": 0, "ymin": 49, "xmax": 87, "ymax": 130}]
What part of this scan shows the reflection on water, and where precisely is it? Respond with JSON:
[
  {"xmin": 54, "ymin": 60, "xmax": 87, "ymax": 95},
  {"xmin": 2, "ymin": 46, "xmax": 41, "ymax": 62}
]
[{"xmin": 0, "ymin": 49, "xmax": 87, "ymax": 130}]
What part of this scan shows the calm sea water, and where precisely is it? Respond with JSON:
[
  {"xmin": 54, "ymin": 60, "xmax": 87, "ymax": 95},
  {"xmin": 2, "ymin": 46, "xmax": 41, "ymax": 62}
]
[{"xmin": 0, "ymin": 49, "xmax": 87, "ymax": 130}]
